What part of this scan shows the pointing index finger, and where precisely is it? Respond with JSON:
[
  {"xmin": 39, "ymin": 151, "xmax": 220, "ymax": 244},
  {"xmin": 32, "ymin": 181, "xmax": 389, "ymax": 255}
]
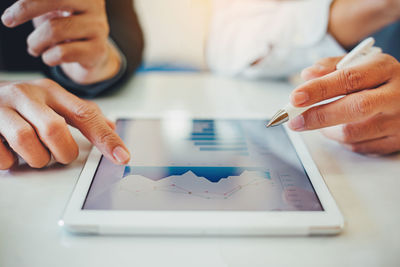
[
  {"xmin": 290, "ymin": 54, "xmax": 396, "ymax": 107},
  {"xmin": 42, "ymin": 81, "xmax": 130, "ymax": 165},
  {"xmin": 67, "ymin": 101, "xmax": 131, "ymax": 164}
]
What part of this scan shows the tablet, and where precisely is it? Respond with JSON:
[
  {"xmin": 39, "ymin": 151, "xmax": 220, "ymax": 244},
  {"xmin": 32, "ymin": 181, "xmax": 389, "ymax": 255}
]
[{"xmin": 61, "ymin": 117, "xmax": 344, "ymax": 235}]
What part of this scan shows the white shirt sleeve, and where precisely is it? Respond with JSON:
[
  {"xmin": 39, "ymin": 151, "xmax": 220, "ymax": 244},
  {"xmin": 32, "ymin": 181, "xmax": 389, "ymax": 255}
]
[{"xmin": 207, "ymin": 0, "xmax": 346, "ymax": 79}]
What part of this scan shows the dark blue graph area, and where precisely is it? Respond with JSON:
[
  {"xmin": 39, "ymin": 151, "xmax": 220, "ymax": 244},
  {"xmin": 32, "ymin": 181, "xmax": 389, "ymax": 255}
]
[{"xmin": 123, "ymin": 166, "xmax": 271, "ymax": 183}]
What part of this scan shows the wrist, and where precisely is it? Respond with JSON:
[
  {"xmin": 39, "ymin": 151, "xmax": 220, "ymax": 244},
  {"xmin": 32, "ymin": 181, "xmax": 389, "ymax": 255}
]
[
  {"xmin": 93, "ymin": 41, "xmax": 122, "ymax": 83},
  {"xmin": 61, "ymin": 40, "xmax": 122, "ymax": 85}
]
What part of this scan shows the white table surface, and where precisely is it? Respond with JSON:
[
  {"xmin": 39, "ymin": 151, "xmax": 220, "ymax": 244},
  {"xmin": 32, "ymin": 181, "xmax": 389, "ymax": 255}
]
[{"xmin": 0, "ymin": 72, "xmax": 399, "ymax": 267}]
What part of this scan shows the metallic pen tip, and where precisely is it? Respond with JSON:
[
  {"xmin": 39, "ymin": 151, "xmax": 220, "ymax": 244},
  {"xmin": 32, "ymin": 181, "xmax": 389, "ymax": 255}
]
[
  {"xmin": 266, "ymin": 119, "xmax": 279, "ymax": 128},
  {"xmin": 266, "ymin": 110, "xmax": 289, "ymax": 128},
  {"xmin": 266, "ymin": 120, "xmax": 275, "ymax": 128}
]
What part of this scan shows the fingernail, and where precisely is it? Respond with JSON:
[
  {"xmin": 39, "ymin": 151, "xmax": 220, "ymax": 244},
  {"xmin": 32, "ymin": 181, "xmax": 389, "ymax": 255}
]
[
  {"xmin": 313, "ymin": 63, "xmax": 326, "ymax": 71},
  {"xmin": 289, "ymin": 115, "xmax": 305, "ymax": 131},
  {"xmin": 304, "ymin": 64, "xmax": 325, "ymax": 74},
  {"xmin": 112, "ymin": 146, "xmax": 130, "ymax": 164},
  {"xmin": 27, "ymin": 48, "xmax": 38, "ymax": 57},
  {"xmin": 1, "ymin": 9, "xmax": 14, "ymax": 27},
  {"xmin": 290, "ymin": 92, "xmax": 309, "ymax": 106},
  {"xmin": 301, "ymin": 69, "xmax": 314, "ymax": 81},
  {"xmin": 301, "ymin": 64, "xmax": 327, "ymax": 81}
]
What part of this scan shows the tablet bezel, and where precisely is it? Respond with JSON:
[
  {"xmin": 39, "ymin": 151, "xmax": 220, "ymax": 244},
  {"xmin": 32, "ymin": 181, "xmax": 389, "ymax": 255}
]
[{"xmin": 61, "ymin": 114, "xmax": 344, "ymax": 235}]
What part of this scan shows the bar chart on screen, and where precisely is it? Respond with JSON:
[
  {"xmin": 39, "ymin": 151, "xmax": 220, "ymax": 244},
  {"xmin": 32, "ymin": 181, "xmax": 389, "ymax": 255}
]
[{"xmin": 189, "ymin": 119, "xmax": 250, "ymax": 156}]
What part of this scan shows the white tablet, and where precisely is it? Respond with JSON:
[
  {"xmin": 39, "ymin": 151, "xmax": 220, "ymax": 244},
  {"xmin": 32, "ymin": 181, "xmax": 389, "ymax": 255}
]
[{"xmin": 61, "ymin": 117, "xmax": 344, "ymax": 236}]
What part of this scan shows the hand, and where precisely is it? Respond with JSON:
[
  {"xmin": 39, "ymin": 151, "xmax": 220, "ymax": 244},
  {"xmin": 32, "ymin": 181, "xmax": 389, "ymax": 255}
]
[
  {"xmin": 1, "ymin": 0, "xmax": 121, "ymax": 85},
  {"xmin": 288, "ymin": 53, "xmax": 400, "ymax": 155},
  {"xmin": 0, "ymin": 79, "xmax": 130, "ymax": 170}
]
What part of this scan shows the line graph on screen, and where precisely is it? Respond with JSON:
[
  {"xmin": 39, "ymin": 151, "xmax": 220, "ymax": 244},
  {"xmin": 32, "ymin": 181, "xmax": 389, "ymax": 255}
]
[{"xmin": 117, "ymin": 166, "xmax": 275, "ymax": 200}]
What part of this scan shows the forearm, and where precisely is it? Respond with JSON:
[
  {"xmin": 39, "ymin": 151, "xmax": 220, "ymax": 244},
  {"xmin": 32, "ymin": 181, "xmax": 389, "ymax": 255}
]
[{"xmin": 328, "ymin": 0, "xmax": 400, "ymax": 49}]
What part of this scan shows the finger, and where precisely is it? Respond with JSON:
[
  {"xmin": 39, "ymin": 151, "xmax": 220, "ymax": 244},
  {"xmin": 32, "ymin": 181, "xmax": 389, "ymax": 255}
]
[
  {"xmin": 27, "ymin": 15, "xmax": 107, "ymax": 57},
  {"xmin": 0, "ymin": 107, "xmax": 50, "ymax": 168},
  {"xmin": 67, "ymin": 101, "xmax": 130, "ymax": 165},
  {"xmin": 301, "ymin": 57, "xmax": 343, "ymax": 81},
  {"xmin": 1, "ymin": 0, "xmax": 88, "ymax": 28},
  {"xmin": 0, "ymin": 136, "xmax": 16, "ymax": 170},
  {"xmin": 291, "ymin": 53, "xmax": 398, "ymax": 107},
  {"xmin": 106, "ymin": 119, "xmax": 116, "ymax": 130},
  {"xmin": 45, "ymin": 88, "xmax": 130, "ymax": 165},
  {"xmin": 41, "ymin": 39, "xmax": 108, "ymax": 68},
  {"xmin": 343, "ymin": 135, "xmax": 400, "ymax": 155},
  {"xmin": 29, "ymin": 106, "xmax": 80, "ymax": 165},
  {"xmin": 321, "ymin": 113, "xmax": 400, "ymax": 144},
  {"xmin": 32, "ymin": 10, "xmax": 72, "ymax": 28},
  {"xmin": 8, "ymin": 83, "xmax": 79, "ymax": 164},
  {"xmin": 289, "ymin": 87, "xmax": 391, "ymax": 131},
  {"xmin": 80, "ymin": 100, "xmax": 116, "ymax": 130}
]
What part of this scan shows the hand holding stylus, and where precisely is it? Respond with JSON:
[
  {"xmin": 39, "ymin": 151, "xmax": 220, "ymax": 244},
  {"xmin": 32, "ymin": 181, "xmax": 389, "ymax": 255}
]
[
  {"xmin": 288, "ymin": 49, "xmax": 400, "ymax": 155},
  {"xmin": 267, "ymin": 38, "xmax": 382, "ymax": 128}
]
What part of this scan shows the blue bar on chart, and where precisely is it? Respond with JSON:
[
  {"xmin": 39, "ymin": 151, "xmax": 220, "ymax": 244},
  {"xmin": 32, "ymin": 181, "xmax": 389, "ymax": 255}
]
[{"xmin": 190, "ymin": 120, "xmax": 248, "ymax": 155}]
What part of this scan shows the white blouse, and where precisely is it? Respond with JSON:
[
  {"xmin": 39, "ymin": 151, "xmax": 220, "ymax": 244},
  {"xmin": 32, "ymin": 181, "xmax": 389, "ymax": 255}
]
[{"xmin": 207, "ymin": 0, "xmax": 346, "ymax": 78}]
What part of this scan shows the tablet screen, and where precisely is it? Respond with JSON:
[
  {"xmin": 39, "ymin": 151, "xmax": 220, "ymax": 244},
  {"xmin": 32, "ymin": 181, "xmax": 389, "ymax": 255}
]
[{"xmin": 83, "ymin": 119, "xmax": 323, "ymax": 211}]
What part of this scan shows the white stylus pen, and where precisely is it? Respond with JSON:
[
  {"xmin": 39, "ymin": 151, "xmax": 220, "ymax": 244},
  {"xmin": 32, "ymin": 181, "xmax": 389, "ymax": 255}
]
[{"xmin": 266, "ymin": 37, "xmax": 382, "ymax": 128}]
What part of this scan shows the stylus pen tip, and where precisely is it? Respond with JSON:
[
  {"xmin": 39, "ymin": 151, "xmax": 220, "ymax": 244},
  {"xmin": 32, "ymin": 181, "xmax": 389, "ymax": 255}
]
[
  {"xmin": 266, "ymin": 121, "xmax": 274, "ymax": 128},
  {"xmin": 266, "ymin": 119, "xmax": 281, "ymax": 128},
  {"xmin": 266, "ymin": 110, "xmax": 289, "ymax": 128}
]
